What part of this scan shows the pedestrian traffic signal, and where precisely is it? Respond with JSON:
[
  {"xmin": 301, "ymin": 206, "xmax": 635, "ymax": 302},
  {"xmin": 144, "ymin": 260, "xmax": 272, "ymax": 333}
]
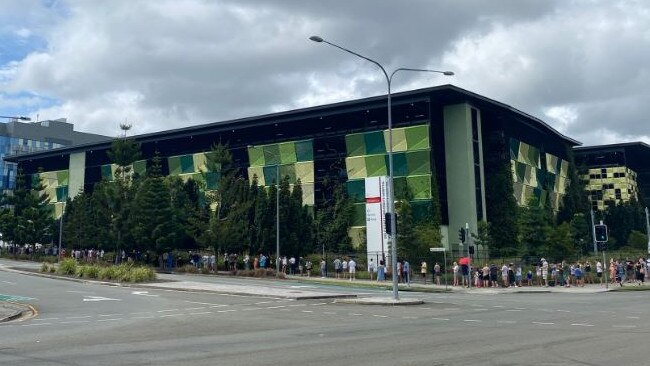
[
  {"xmin": 594, "ymin": 224, "xmax": 608, "ymax": 242},
  {"xmin": 458, "ymin": 227, "xmax": 466, "ymax": 243},
  {"xmin": 598, "ymin": 242, "xmax": 608, "ymax": 251},
  {"xmin": 385, "ymin": 213, "xmax": 396, "ymax": 235},
  {"xmin": 468, "ymin": 246, "xmax": 475, "ymax": 255}
]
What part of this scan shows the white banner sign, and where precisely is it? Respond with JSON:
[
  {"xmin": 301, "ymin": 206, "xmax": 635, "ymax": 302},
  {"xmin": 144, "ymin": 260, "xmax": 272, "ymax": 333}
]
[{"xmin": 366, "ymin": 176, "xmax": 392, "ymax": 267}]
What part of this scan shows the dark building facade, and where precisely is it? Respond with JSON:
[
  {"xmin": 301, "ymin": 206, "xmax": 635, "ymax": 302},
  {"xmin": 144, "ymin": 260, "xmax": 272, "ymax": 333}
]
[{"xmin": 8, "ymin": 85, "xmax": 578, "ymax": 251}]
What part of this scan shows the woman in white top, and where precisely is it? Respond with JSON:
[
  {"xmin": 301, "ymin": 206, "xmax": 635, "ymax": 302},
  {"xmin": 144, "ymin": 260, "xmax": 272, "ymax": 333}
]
[{"xmin": 452, "ymin": 262, "xmax": 459, "ymax": 286}]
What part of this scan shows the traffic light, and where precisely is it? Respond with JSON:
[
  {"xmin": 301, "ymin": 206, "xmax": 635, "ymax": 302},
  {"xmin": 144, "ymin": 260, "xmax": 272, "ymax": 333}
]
[
  {"xmin": 469, "ymin": 246, "xmax": 475, "ymax": 255},
  {"xmin": 458, "ymin": 227, "xmax": 466, "ymax": 243},
  {"xmin": 598, "ymin": 242, "xmax": 608, "ymax": 251},
  {"xmin": 594, "ymin": 224, "xmax": 608, "ymax": 242},
  {"xmin": 385, "ymin": 213, "xmax": 396, "ymax": 235}
]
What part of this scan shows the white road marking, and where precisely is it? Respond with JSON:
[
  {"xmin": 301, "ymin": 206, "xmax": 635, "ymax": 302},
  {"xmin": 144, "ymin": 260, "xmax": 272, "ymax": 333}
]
[
  {"xmin": 497, "ymin": 321, "xmax": 516, "ymax": 324},
  {"xmin": 431, "ymin": 318, "xmax": 449, "ymax": 321},
  {"xmin": 160, "ymin": 314, "xmax": 184, "ymax": 318},
  {"xmin": 32, "ymin": 318, "xmax": 58, "ymax": 321},
  {"xmin": 402, "ymin": 316, "xmax": 418, "ymax": 319},
  {"xmin": 514, "ymin": 308, "xmax": 527, "ymax": 310},
  {"xmin": 626, "ymin": 316, "xmax": 640, "ymax": 319},
  {"xmin": 60, "ymin": 320, "xmax": 90, "ymax": 324},
  {"xmin": 556, "ymin": 310, "xmax": 571, "ymax": 313},
  {"xmin": 373, "ymin": 315, "xmax": 388, "ymax": 318},
  {"xmin": 571, "ymin": 323, "xmax": 594, "ymax": 327},
  {"xmin": 463, "ymin": 319, "xmax": 482, "ymax": 323},
  {"xmin": 421, "ymin": 307, "xmax": 432, "ymax": 310},
  {"xmin": 506, "ymin": 309, "xmax": 522, "ymax": 312},
  {"xmin": 183, "ymin": 307, "xmax": 206, "ymax": 311},
  {"xmin": 210, "ymin": 305, "xmax": 229, "ymax": 308},
  {"xmin": 132, "ymin": 316, "xmax": 155, "ymax": 319},
  {"xmin": 157, "ymin": 309, "xmax": 180, "ymax": 313},
  {"xmin": 311, "ymin": 303, "xmax": 327, "ymax": 306},
  {"xmin": 83, "ymin": 296, "xmax": 120, "ymax": 302},
  {"xmin": 301, "ymin": 310, "xmax": 313, "ymax": 313},
  {"xmin": 473, "ymin": 308, "xmax": 488, "ymax": 311},
  {"xmin": 255, "ymin": 301, "xmax": 272, "ymax": 305},
  {"xmin": 532, "ymin": 322, "xmax": 555, "ymax": 325},
  {"xmin": 289, "ymin": 304, "xmax": 306, "ymax": 307},
  {"xmin": 66, "ymin": 316, "xmax": 92, "ymax": 319},
  {"xmin": 22, "ymin": 323, "xmax": 51, "ymax": 327},
  {"xmin": 242, "ymin": 308, "xmax": 262, "ymax": 311},
  {"xmin": 217, "ymin": 309, "xmax": 237, "ymax": 313},
  {"xmin": 2, "ymin": 280, "xmax": 16, "ymax": 285},
  {"xmin": 266, "ymin": 306, "xmax": 286, "ymax": 309},
  {"xmin": 323, "ymin": 312, "xmax": 336, "ymax": 315},
  {"xmin": 98, "ymin": 314, "xmax": 123, "ymax": 317},
  {"xmin": 613, "ymin": 325, "xmax": 637, "ymax": 328},
  {"xmin": 97, "ymin": 318, "xmax": 122, "ymax": 322},
  {"xmin": 130, "ymin": 312, "xmax": 153, "ymax": 315},
  {"xmin": 189, "ymin": 312, "xmax": 212, "ymax": 315},
  {"xmin": 185, "ymin": 301, "xmax": 224, "ymax": 306},
  {"xmin": 349, "ymin": 313, "xmax": 363, "ymax": 316},
  {"xmin": 493, "ymin": 305, "xmax": 504, "ymax": 308},
  {"xmin": 131, "ymin": 291, "xmax": 159, "ymax": 297}
]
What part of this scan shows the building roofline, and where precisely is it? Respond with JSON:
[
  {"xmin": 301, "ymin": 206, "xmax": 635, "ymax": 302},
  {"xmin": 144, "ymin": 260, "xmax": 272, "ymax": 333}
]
[
  {"xmin": 574, "ymin": 141, "xmax": 650, "ymax": 151},
  {"xmin": 6, "ymin": 84, "xmax": 579, "ymax": 162}
]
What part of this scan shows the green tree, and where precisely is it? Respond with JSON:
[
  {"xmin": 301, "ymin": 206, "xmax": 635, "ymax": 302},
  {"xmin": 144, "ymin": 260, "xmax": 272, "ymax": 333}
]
[
  {"xmin": 627, "ymin": 230, "xmax": 647, "ymax": 250},
  {"xmin": 557, "ymin": 148, "xmax": 590, "ymax": 224},
  {"xmin": 518, "ymin": 200, "xmax": 554, "ymax": 259},
  {"xmin": 569, "ymin": 213, "xmax": 591, "ymax": 256},
  {"xmin": 544, "ymin": 222, "xmax": 574, "ymax": 262},
  {"xmin": 314, "ymin": 182, "xmax": 354, "ymax": 254}
]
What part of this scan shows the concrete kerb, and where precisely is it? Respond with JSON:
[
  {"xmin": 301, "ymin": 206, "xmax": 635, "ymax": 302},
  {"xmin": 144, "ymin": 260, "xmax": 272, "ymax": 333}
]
[
  {"xmin": 0, "ymin": 302, "xmax": 36, "ymax": 323},
  {"xmin": 334, "ymin": 297, "xmax": 424, "ymax": 306}
]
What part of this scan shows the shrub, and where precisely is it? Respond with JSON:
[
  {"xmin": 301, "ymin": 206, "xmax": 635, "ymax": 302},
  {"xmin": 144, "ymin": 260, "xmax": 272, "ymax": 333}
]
[
  {"xmin": 84, "ymin": 266, "xmax": 100, "ymax": 279},
  {"xmin": 40, "ymin": 263, "xmax": 50, "ymax": 273},
  {"xmin": 99, "ymin": 266, "xmax": 117, "ymax": 280},
  {"xmin": 127, "ymin": 267, "xmax": 156, "ymax": 282},
  {"xmin": 49, "ymin": 266, "xmax": 56, "ymax": 273},
  {"xmin": 236, "ymin": 269, "xmax": 285, "ymax": 279},
  {"xmin": 177, "ymin": 265, "xmax": 198, "ymax": 274},
  {"xmin": 58, "ymin": 259, "xmax": 77, "ymax": 275},
  {"xmin": 75, "ymin": 266, "xmax": 85, "ymax": 278}
]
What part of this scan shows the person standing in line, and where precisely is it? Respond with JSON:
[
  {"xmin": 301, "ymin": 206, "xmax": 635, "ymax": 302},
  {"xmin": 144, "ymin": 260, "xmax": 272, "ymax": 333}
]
[
  {"xmin": 596, "ymin": 260, "xmax": 603, "ymax": 285},
  {"xmin": 541, "ymin": 258, "xmax": 549, "ymax": 287},
  {"xmin": 397, "ymin": 261, "xmax": 403, "ymax": 283},
  {"xmin": 515, "ymin": 264, "xmax": 523, "ymax": 287},
  {"xmin": 526, "ymin": 269, "xmax": 533, "ymax": 286},
  {"xmin": 253, "ymin": 256, "xmax": 259, "ymax": 270},
  {"xmin": 452, "ymin": 262, "xmax": 459, "ymax": 286},
  {"xmin": 244, "ymin": 254, "xmax": 250, "ymax": 271},
  {"xmin": 342, "ymin": 258, "xmax": 349, "ymax": 280},
  {"xmin": 403, "ymin": 260, "xmax": 410, "ymax": 286},
  {"xmin": 501, "ymin": 263, "xmax": 509, "ymax": 287},
  {"xmin": 421, "ymin": 261, "xmax": 428, "ymax": 284},
  {"xmin": 368, "ymin": 259, "xmax": 376, "ymax": 281},
  {"xmin": 584, "ymin": 261, "xmax": 592, "ymax": 284},
  {"xmin": 433, "ymin": 262, "xmax": 441, "ymax": 285},
  {"xmin": 333, "ymin": 257, "xmax": 341, "ymax": 279},
  {"xmin": 377, "ymin": 260, "xmax": 385, "ymax": 281},
  {"xmin": 507, "ymin": 263, "xmax": 516, "ymax": 288},
  {"xmin": 535, "ymin": 264, "xmax": 542, "ymax": 286},
  {"xmin": 320, "ymin": 258, "xmax": 326, "ymax": 278},
  {"xmin": 348, "ymin": 258, "xmax": 356, "ymax": 281}
]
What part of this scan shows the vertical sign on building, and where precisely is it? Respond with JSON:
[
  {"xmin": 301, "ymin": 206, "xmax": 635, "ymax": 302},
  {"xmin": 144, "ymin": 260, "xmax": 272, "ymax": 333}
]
[{"xmin": 365, "ymin": 176, "xmax": 392, "ymax": 267}]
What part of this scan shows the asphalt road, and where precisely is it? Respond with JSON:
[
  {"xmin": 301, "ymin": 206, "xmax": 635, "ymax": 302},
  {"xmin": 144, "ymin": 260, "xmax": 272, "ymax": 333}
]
[{"xmin": 2, "ymin": 265, "xmax": 650, "ymax": 365}]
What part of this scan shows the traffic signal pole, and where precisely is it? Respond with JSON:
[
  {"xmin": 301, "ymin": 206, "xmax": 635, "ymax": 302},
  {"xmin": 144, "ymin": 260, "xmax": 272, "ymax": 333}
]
[{"xmin": 591, "ymin": 209, "xmax": 598, "ymax": 254}]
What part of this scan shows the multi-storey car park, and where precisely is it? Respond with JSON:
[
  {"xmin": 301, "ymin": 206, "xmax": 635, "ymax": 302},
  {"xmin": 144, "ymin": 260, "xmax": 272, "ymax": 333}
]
[
  {"xmin": 7, "ymin": 85, "xmax": 581, "ymax": 258},
  {"xmin": 574, "ymin": 142, "xmax": 650, "ymax": 211}
]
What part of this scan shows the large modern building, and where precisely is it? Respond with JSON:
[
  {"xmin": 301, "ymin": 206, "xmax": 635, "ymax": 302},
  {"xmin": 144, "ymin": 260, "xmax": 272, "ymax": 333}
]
[
  {"xmin": 0, "ymin": 118, "xmax": 109, "ymax": 194},
  {"xmin": 8, "ymin": 85, "xmax": 580, "ymax": 255},
  {"xmin": 574, "ymin": 142, "xmax": 650, "ymax": 210}
]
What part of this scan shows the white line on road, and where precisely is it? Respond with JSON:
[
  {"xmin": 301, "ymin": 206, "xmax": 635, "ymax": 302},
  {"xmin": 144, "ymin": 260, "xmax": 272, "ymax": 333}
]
[
  {"xmin": 556, "ymin": 310, "xmax": 571, "ymax": 313},
  {"xmin": 497, "ymin": 321, "xmax": 516, "ymax": 324},
  {"xmin": 431, "ymin": 318, "xmax": 449, "ymax": 321},
  {"xmin": 514, "ymin": 308, "xmax": 527, "ymax": 310},
  {"xmin": 266, "ymin": 306, "xmax": 286, "ymax": 309},
  {"xmin": 157, "ymin": 309, "xmax": 180, "ymax": 313},
  {"xmin": 571, "ymin": 323, "xmax": 594, "ymax": 327},
  {"xmin": 255, "ymin": 301, "xmax": 272, "ymax": 305},
  {"xmin": 506, "ymin": 309, "xmax": 522, "ymax": 312},
  {"xmin": 209, "ymin": 305, "xmax": 229, "ymax": 308},
  {"xmin": 323, "ymin": 312, "xmax": 336, "ymax": 315},
  {"xmin": 241, "ymin": 308, "xmax": 262, "ymax": 311},
  {"xmin": 493, "ymin": 305, "xmax": 504, "ymax": 308},
  {"xmin": 132, "ymin": 316, "xmax": 155, "ymax": 319},
  {"xmin": 2, "ymin": 280, "xmax": 16, "ymax": 285},
  {"xmin": 373, "ymin": 315, "xmax": 388, "ymax": 318},
  {"xmin": 98, "ymin": 314, "xmax": 123, "ymax": 317},
  {"xmin": 349, "ymin": 313, "xmax": 363, "ymax": 316},
  {"xmin": 66, "ymin": 316, "xmax": 92, "ymax": 319},
  {"xmin": 60, "ymin": 320, "xmax": 91, "ymax": 324},
  {"xmin": 185, "ymin": 301, "xmax": 225, "ymax": 306},
  {"xmin": 532, "ymin": 322, "xmax": 555, "ymax": 325},
  {"xmin": 130, "ymin": 312, "xmax": 153, "ymax": 315},
  {"xmin": 463, "ymin": 319, "xmax": 482, "ymax": 323},
  {"xmin": 189, "ymin": 312, "xmax": 212, "ymax": 315},
  {"xmin": 626, "ymin": 316, "xmax": 640, "ymax": 319},
  {"xmin": 421, "ymin": 307, "xmax": 432, "ymax": 310},
  {"xmin": 22, "ymin": 323, "xmax": 51, "ymax": 327},
  {"xmin": 160, "ymin": 314, "xmax": 184, "ymax": 318},
  {"xmin": 301, "ymin": 310, "xmax": 313, "ymax": 313},
  {"xmin": 97, "ymin": 318, "xmax": 122, "ymax": 322},
  {"xmin": 183, "ymin": 307, "xmax": 206, "ymax": 311},
  {"xmin": 217, "ymin": 309, "xmax": 237, "ymax": 313},
  {"xmin": 402, "ymin": 316, "xmax": 418, "ymax": 319},
  {"xmin": 311, "ymin": 303, "xmax": 327, "ymax": 306},
  {"xmin": 32, "ymin": 318, "xmax": 58, "ymax": 321},
  {"xmin": 289, "ymin": 304, "xmax": 306, "ymax": 307},
  {"xmin": 473, "ymin": 308, "xmax": 488, "ymax": 311},
  {"xmin": 613, "ymin": 325, "xmax": 637, "ymax": 328}
]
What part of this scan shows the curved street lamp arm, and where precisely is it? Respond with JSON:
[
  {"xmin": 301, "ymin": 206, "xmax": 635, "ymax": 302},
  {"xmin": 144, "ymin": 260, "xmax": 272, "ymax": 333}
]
[{"xmin": 318, "ymin": 39, "xmax": 390, "ymax": 87}]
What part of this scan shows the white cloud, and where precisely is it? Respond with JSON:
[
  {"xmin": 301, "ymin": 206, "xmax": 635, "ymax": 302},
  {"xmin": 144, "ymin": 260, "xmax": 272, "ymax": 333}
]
[{"xmin": 1, "ymin": 0, "xmax": 649, "ymax": 146}]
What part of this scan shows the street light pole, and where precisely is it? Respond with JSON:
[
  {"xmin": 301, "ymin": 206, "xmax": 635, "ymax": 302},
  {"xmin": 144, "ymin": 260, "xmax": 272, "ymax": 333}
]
[{"xmin": 310, "ymin": 35, "xmax": 453, "ymax": 300}]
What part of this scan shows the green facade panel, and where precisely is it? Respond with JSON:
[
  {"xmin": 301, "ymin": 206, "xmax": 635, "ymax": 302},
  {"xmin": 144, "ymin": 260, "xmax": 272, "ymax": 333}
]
[
  {"xmin": 295, "ymin": 140, "xmax": 313, "ymax": 162},
  {"xmin": 347, "ymin": 179, "xmax": 365, "ymax": 203},
  {"xmin": 364, "ymin": 131, "xmax": 386, "ymax": 155},
  {"xmin": 345, "ymin": 133, "xmax": 366, "ymax": 157},
  {"xmin": 279, "ymin": 142, "xmax": 297, "ymax": 164},
  {"xmin": 180, "ymin": 155, "xmax": 194, "ymax": 174},
  {"xmin": 405, "ymin": 125, "xmax": 429, "ymax": 150}
]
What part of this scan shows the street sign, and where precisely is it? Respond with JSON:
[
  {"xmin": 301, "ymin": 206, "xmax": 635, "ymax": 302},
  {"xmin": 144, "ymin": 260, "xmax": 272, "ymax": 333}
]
[{"xmin": 430, "ymin": 247, "xmax": 447, "ymax": 252}]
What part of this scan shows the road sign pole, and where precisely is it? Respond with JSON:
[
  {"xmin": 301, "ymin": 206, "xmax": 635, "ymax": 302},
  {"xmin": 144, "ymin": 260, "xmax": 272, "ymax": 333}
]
[
  {"xmin": 591, "ymin": 209, "xmax": 598, "ymax": 254},
  {"xmin": 645, "ymin": 207, "xmax": 650, "ymax": 255}
]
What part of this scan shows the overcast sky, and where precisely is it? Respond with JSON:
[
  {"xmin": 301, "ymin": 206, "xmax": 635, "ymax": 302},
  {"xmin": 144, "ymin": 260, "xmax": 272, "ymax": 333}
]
[{"xmin": 1, "ymin": 0, "xmax": 649, "ymax": 145}]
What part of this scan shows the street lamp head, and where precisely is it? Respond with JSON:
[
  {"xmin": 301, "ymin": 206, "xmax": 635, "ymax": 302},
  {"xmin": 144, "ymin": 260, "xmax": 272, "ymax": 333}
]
[
  {"xmin": 309, "ymin": 35, "xmax": 324, "ymax": 43},
  {"xmin": 443, "ymin": 71, "xmax": 455, "ymax": 76}
]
